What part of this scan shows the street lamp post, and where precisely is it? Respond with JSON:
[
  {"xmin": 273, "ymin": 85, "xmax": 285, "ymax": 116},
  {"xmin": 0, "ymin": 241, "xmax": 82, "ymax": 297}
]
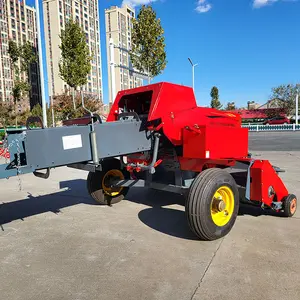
[
  {"xmin": 188, "ymin": 57, "xmax": 198, "ymax": 92},
  {"xmin": 35, "ymin": 0, "xmax": 47, "ymax": 127},
  {"xmin": 109, "ymin": 38, "xmax": 116, "ymax": 106},
  {"xmin": 296, "ymin": 93, "xmax": 299, "ymax": 125}
]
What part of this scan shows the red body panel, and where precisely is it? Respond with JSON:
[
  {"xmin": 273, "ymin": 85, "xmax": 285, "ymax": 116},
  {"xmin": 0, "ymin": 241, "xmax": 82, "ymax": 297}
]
[
  {"xmin": 183, "ymin": 125, "xmax": 248, "ymax": 159},
  {"xmin": 107, "ymin": 82, "xmax": 197, "ymax": 124},
  {"xmin": 107, "ymin": 82, "xmax": 247, "ymax": 156},
  {"xmin": 250, "ymin": 160, "xmax": 288, "ymax": 206}
]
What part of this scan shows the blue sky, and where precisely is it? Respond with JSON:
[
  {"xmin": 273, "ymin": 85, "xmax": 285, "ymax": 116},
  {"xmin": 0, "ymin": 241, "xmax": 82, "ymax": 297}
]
[{"xmin": 29, "ymin": 0, "xmax": 300, "ymax": 107}]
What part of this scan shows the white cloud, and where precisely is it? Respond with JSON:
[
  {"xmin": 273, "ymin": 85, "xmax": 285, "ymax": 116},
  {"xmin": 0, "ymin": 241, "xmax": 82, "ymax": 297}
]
[
  {"xmin": 122, "ymin": 0, "xmax": 158, "ymax": 8},
  {"xmin": 195, "ymin": 0, "xmax": 212, "ymax": 13},
  {"xmin": 253, "ymin": 0, "xmax": 279, "ymax": 8}
]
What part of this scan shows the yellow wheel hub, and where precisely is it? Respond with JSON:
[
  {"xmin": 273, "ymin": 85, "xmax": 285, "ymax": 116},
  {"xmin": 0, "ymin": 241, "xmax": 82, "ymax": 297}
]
[
  {"xmin": 211, "ymin": 186, "xmax": 234, "ymax": 227},
  {"xmin": 102, "ymin": 169, "xmax": 124, "ymax": 197}
]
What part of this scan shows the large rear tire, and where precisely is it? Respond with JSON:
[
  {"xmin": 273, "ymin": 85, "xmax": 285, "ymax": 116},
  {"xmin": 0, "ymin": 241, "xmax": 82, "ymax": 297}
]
[
  {"xmin": 186, "ymin": 168, "xmax": 239, "ymax": 241},
  {"xmin": 87, "ymin": 159, "xmax": 129, "ymax": 205}
]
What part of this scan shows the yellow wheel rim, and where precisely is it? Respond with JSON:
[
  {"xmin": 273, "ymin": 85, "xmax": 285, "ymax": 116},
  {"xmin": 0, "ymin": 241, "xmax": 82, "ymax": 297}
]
[
  {"xmin": 102, "ymin": 169, "xmax": 124, "ymax": 197},
  {"xmin": 211, "ymin": 186, "xmax": 235, "ymax": 227}
]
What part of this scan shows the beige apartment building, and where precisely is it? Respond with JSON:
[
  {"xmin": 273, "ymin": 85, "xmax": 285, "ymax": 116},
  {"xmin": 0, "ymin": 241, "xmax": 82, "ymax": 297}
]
[
  {"xmin": 0, "ymin": 0, "xmax": 40, "ymax": 109},
  {"xmin": 43, "ymin": 0, "xmax": 103, "ymax": 101},
  {"xmin": 105, "ymin": 5, "xmax": 144, "ymax": 105}
]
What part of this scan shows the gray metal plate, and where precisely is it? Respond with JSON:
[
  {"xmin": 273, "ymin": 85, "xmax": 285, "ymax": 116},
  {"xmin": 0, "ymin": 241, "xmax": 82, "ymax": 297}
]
[
  {"xmin": 95, "ymin": 120, "xmax": 152, "ymax": 158},
  {"xmin": 25, "ymin": 126, "xmax": 92, "ymax": 169}
]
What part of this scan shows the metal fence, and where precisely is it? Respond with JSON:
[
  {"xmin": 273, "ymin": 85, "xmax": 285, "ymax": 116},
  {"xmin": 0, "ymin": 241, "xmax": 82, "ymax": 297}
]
[
  {"xmin": 242, "ymin": 124, "xmax": 300, "ymax": 131},
  {"xmin": 0, "ymin": 127, "xmax": 27, "ymax": 133}
]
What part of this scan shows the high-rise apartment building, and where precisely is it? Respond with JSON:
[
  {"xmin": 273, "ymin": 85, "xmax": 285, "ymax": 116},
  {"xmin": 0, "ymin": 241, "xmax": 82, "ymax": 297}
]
[
  {"xmin": 0, "ymin": 0, "xmax": 41, "ymax": 108},
  {"xmin": 43, "ymin": 0, "xmax": 103, "ymax": 101},
  {"xmin": 105, "ymin": 5, "xmax": 144, "ymax": 104}
]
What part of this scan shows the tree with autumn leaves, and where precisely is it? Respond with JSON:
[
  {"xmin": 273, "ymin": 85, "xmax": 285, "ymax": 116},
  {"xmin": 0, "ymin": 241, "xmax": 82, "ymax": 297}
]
[
  {"xmin": 268, "ymin": 84, "xmax": 300, "ymax": 118},
  {"xmin": 52, "ymin": 94, "xmax": 103, "ymax": 121}
]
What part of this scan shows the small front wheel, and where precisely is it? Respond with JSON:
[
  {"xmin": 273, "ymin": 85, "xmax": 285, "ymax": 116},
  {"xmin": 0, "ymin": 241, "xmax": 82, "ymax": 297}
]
[
  {"xmin": 282, "ymin": 194, "xmax": 297, "ymax": 217},
  {"xmin": 87, "ymin": 159, "xmax": 129, "ymax": 205},
  {"xmin": 186, "ymin": 168, "xmax": 239, "ymax": 241}
]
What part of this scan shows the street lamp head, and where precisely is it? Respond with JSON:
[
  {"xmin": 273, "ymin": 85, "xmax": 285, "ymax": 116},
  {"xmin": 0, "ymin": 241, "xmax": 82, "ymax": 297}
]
[{"xmin": 188, "ymin": 58, "xmax": 198, "ymax": 67}]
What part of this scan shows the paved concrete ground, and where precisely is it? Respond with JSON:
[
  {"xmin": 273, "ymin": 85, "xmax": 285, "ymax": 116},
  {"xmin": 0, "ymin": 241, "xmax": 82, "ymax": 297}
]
[
  {"xmin": 1, "ymin": 151, "xmax": 300, "ymax": 300},
  {"xmin": 249, "ymin": 131, "xmax": 300, "ymax": 151}
]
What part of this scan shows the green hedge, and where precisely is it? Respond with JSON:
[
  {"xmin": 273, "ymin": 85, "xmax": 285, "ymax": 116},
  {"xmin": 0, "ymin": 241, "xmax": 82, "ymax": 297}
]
[{"xmin": 0, "ymin": 131, "xmax": 5, "ymax": 141}]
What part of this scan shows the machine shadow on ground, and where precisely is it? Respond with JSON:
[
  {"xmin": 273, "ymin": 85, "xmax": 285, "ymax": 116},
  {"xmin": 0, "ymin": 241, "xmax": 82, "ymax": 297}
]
[
  {"xmin": 0, "ymin": 179, "xmax": 285, "ymax": 236},
  {"xmin": 0, "ymin": 179, "xmax": 96, "ymax": 228}
]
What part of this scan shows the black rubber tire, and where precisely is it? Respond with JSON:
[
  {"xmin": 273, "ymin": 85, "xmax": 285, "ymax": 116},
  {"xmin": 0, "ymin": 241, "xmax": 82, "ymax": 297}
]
[
  {"xmin": 282, "ymin": 194, "xmax": 297, "ymax": 217},
  {"xmin": 186, "ymin": 168, "xmax": 239, "ymax": 241},
  {"xmin": 87, "ymin": 159, "xmax": 129, "ymax": 205}
]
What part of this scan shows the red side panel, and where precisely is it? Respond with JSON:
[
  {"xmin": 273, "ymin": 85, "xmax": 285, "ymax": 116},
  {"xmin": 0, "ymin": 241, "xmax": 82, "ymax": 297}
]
[
  {"xmin": 161, "ymin": 107, "xmax": 243, "ymax": 146},
  {"xmin": 250, "ymin": 160, "xmax": 288, "ymax": 206},
  {"xmin": 183, "ymin": 125, "xmax": 249, "ymax": 159}
]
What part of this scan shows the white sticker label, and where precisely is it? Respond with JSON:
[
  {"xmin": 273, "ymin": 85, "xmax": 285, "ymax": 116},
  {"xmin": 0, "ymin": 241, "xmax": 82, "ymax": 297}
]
[{"xmin": 62, "ymin": 134, "xmax": 82, "ymax": 150}]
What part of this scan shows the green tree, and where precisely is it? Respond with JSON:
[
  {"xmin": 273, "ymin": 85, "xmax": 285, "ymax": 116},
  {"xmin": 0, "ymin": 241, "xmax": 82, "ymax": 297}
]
[
  {"xmin": 210, "ymin": 86, "xmax": 222, "ymax": 109},
  {"xmin": 20, "ymin": 42, "xmax": 37, "ymax": 88},
  {"xmin": 270, "ymin": 84, "xmax": 300, "ymax": 116},
  {"xmin": 59, "ymin": 18, "xmax": 92, "ymax": 110},
  {"xmin": 130, "ymin": 5, "xmax": 167, "ymax": 83},
  {"xmin": 8, "ymin": 40, "xmax": 31, "ymax": 126},
  {"xmin": 225, "ymin": 102, "xmax": 236, "ymax": 110},
  {"xmin": 20, "ymin": 42, "xmax": 37, "ymax": 72},
  {"xmin": 8, "ymin": 40, "xmax": 20, "ymax": 72},
  {"xmin": 0, "ymin": 102, "xmax": 14, "ymax": 128},
  {"xmin": 12, "ymin": 81, "xmax": 30, "ymax": 103},
  {"xmin": 30, "ymin": 104, "xmax": 52, "ymax": 126}
]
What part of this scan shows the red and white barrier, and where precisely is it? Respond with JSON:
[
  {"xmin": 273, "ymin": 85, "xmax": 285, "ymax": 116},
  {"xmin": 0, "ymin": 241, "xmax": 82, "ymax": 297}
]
[{"xmin": 0, "ymin": 148, "xmax": 10, "ymax": 159}]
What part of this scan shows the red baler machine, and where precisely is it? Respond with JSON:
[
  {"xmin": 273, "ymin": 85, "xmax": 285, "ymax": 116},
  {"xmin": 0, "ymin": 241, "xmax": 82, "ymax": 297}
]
[
  {"xmin": 104, "ymin": 82, "xmax": 296, "ymax": 240},
  {"xmin": 1, "ymin": 82, "xmax": 296, "ymax": 241}
]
